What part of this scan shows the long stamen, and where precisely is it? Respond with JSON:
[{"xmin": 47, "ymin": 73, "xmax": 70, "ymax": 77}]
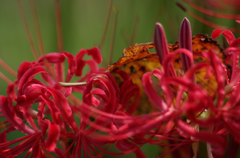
[
  {"xmin": 29, "ymin": 0, "xmax": 46, "ymax": 56},
  {"xmin": 183, "ymin": 0, "xmax": 240, "ymax": 20},
  {"xmin": 17, "ymin": 0, "xmax": 39, "ymax": 61},
  {"xmin": 0, "ymin": 59, "xmax": 17, "ymax": 77},
  {"xmin": 177, "ymin": 3, "xmax": 240, "ymax": 33},
  {"xmin": 0, "ymin": 72, "xmax": 13, "ymax": 84},
  {"xmin": 54, "ymin": 0, "xmax": 64, "ymax": 82},
  {"xmin": 98, "ymin": 0, "xmax": 113, "ymax": 50},
  {"xmin": 129, "ymin": 15, "xmax": 139, "ymax": 46},
  {"xmin": 107, "ymin": 8, "xmax": 118, "ymax": 66},
  {"xmin": 54, "ymin": 0, "xmax": 63, "ymax": 53}
]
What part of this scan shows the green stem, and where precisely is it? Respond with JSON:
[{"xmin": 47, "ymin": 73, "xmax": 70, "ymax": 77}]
[{"xmin": 207, "ymin": 126, "xmax": 214, "ymax": 158}]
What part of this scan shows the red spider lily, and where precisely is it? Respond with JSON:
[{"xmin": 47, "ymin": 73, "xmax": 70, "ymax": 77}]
[
  {"xmin": 1, "ymin": 15, "xmax": 239, "ymax": 157},
  {"xmin": 0, "ymin": 47, "xmax": 103, "ymax": 157},
  {"xmin": 1, "ymin": 1, "xmax": 240, "ymax": 157},
  {"xmin": 138, "ymin": 20, "xmax": 240, "ymax": 157},
  {"xmin": 212, "ymin": 29, "xmax": 240, "ymax": 147},
  {"xmin": 73, "ymin": 18, "xmax": 237, "ymax": 157},
  {"xmin": 142, "ymin": 19, "xmax": 230, "ymax": 156}
]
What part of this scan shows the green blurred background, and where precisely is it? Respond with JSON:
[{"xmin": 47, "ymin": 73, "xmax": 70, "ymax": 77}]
[
  {"xmin": 0, "ymin": 0, "xmax": 239, "ymax": 157},
  {"xmin": 1, "ymin": 0, "xmax": 240, "ymax": 95}
]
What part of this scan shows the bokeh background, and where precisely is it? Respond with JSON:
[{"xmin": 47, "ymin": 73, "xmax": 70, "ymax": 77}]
[{"xmin": 0, "ymin": 0, "xmax": 239, "ymax": 157}]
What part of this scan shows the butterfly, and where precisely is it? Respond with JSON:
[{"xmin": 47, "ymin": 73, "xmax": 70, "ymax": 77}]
[{"xmin": 108, "ymin": 34, "xmax": 230, "ymax": 114}]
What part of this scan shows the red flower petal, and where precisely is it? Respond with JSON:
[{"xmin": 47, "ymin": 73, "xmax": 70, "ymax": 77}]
[
  {"xmin": 38, "ymin": 53, "xmax": 65, "ymax": 63},
  {"xmin": 176, "ymin": 119, "xmax": 226, "ymax": 155},
  {"xmin": 76, "ymin": 47, "xmax": 102, "ymax": 64},
  {"xmin": 211, "ymin": 29, "xmax": 235, "ymax": 44},
  {"xmin": 44, "ymin": 121, "xmax": 60, "ymax": 152},
  {"xmin": 0, "ymin": 96, "xmax": 34, "ymax": 135},
  {"xmin": 17, "ymin": 66, "xmax": 46, "ymax": 96},
  {"xmin": 142, "ymin": 72, "xmax": 167, "ymax": 111},
  {"xmin": 63, "ymin": 52, "xmax": 76, "ymax": 82},
  {"xmin": 17, "ymin": 61, "xmax": 31, "ymax": 81},
  {"xmin": 47, "ymin": 88, "xmax": 78, "ymax": 132}
]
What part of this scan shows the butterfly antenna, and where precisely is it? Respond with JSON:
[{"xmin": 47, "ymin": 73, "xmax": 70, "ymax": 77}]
[
  {"xmin": 176, "ymin": 3, "xmax": 240, "ymax": 33},
  {"xmin": 129, "ymin": 15, "xmax": 139, "ymax": 46},
  {"xmin": 120, "ymin": 29, "xmax": 130, "ymax": 46},
  {"xmin": 98, "ymin": 0, "xmax": 113, "ymax": 51},
  {"xmin": 107, "ymin": 7, "xmax": 118, "ymax": 66},
  {"xmin": 29, "ymin": 0, "xmax": 45, "ymax": 56},
  {"xmin": 17, "ymin": 0, "xmax": 39, "ymax": 61}
]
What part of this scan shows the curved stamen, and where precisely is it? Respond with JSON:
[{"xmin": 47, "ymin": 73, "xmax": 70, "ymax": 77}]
[
  {"xmin": 177, "ymin": 3, "xmax": 240, "ymax": 33},
  {"xmin": 29, "ymin": 0, "xmax": 45, "ymax": 56},
  {"xmin": 0, "ymin": 72, "xmax": 13, "ymax": 84},
  {"xmin": 0, "ymin": 59, "xmax": 17, "ymax": 77},
  {"xmin": 18, "ymin": 0, "xmax": 39, "ymax": 61},
  {"xmin": 183, "ymin": 0, "xmax": 240, "ymax": 19}
]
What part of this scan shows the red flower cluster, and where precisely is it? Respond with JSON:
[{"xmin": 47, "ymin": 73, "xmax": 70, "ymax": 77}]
[{"xmin": 1, "ymin": 15, "xmax": 240, "ymax": 157}]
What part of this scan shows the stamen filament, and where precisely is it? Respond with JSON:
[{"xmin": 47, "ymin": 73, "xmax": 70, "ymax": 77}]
[
  {"xmin": 29, "ymin": 0, "xmax": 46, "ymax": 56},
  {"xmin": 183, "ymin": 0, "xmax": 240, "ymax": 20},
  {"xmin": 98, "ymin": 0, "xmax": 113, "ymax": 50},
  {"xmin": 54, "ymin": 0, "xmax": 64, "ymax": 82},
  {"xmin": 0, "ymin": 72, "xmax": 13, "ymax": 84},
  {"xmin": 54, "ymin": 0, "xmax": 63, "ymax": 53},
  {"xmin": 0, "ymin": 59, "xmax": 17, "ymax": 77},
  {"xmin": 17, "ymin": 0, "xmax": 39, "ymax": 61},
  {"xmin": 177, "ymin": 3, "xmax": 240, "ymax": 33},
  {"xmin": 107, "ymin": 8, "xmax": 118, "ymax": 66}
]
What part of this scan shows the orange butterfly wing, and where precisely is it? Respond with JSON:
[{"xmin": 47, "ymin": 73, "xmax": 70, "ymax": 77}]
[{"xmin": 108, "ymin": 34, "xmax": 228, "ymax": 114}]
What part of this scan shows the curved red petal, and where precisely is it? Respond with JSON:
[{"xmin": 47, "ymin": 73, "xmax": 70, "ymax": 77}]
[
  {"xmin": 38, "ymin": 53, "xmax": 65, "ymax": 63},
  {"xmin": 45, "ymin": 122, "xmax": 60, "ymax": 152}
]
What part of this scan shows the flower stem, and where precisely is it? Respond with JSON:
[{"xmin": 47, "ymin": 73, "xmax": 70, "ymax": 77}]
[{"xmin": 207, "ymin": 126, "xmax": 214, "ymax": 158}]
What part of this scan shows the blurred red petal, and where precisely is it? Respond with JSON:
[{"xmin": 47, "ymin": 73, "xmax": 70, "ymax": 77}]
[
  {"xmin": 38, "ymin": 53, "xmax": 65, "ymax": 63},
  {"xmin": 45, "ymin": 122, "xmax": 60, "ymax": 152},
  {"xmin": 63, "ymin": 52, "xmax": 76, "ymax": 82},
  {"xmin": 176, "ymin": 119, "xmax": 226, "ymax": 155},
  {"xmin": 47, "ymin": 88, "xmax": 78, "ymax": 132},
  {"xmin": 142, "ymin": 72, "xmax": 167, "ymax": 111},
  {"xmin": 211, "ymin": 29, "xmax": 235, "ymax": 44},
  {"xmin": 0, "ymin": 96, "xmax": 34, "ymax": 135},
  {"xmin": 17, "ymin": 66, "xmax": 46, "ymax": 96}
]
